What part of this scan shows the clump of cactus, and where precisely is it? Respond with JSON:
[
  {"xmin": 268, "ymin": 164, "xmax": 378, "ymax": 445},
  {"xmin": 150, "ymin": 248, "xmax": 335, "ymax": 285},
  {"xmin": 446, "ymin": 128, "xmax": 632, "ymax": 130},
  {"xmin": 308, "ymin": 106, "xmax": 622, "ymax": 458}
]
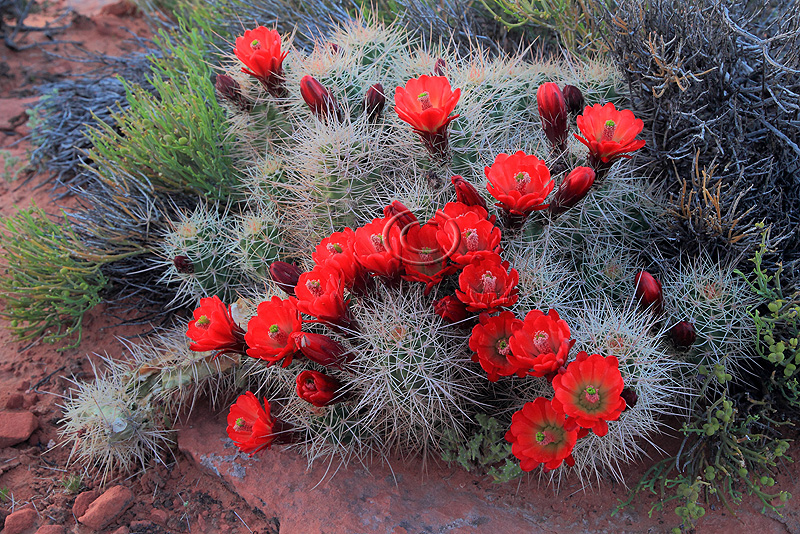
[{"xmin": 58, "ymin": 18, "xmax": 768, "ymax": 498}]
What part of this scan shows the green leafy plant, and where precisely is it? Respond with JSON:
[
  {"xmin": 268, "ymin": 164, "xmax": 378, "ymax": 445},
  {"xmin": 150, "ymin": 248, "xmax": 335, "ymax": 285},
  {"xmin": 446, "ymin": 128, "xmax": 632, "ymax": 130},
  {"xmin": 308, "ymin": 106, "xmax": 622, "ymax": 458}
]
[
  {"xmin": 0, "ymin": 205, "xmax": 135, "ymax": 349},
  {"xmin": 60, "ymin": 473, "xmax": 83, "ymax": 494},
  {"xmin": 86, "ymin": 13, "xmax": 240, "ymax": 202},
  {"xmin": 441, "ymin": 413, "xmax": 523, "ymax": 483},
  {"xmin": 737, "ymin": 223, "xmax": 800, "ymax": 406}
]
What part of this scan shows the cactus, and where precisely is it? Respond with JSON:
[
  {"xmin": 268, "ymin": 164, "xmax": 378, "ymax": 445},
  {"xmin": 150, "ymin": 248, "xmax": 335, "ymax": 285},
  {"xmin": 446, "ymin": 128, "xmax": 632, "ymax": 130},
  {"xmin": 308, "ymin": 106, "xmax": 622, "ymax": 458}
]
[{"xmin": 158, "ymin": 204, "xmax": 245, "ymax": 305}]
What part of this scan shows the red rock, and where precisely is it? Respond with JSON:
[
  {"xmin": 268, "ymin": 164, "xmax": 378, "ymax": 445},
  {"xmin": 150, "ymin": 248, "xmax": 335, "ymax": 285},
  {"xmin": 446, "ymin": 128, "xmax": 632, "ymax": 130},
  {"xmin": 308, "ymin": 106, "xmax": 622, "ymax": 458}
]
[
  {"xmin": 5, "ymin": 394, "xmax": 24, "ymax": 410},
  {"xmin": 0, "ymin": 411, "xmax": 39, "ymax": 447},
  {"xmin": 23, "ymin": 393, "xmax": 38, "ymax": 408},
  {"xmin": 17, "ymin": 381, "xmax": 29, "ymax": 391},
  {"xmin": 77, "ymin": 485, "xmax": 134, "ymax": 530},
  {"xmin": 72, "ymin": 490, "xmax": 100, "ymax": 519},
  {"xmin": 34, "ymin": 525, "xmax": 65, "ymax": 534},
  {"xmin": 110, "ymin": 527, "xmax": 129, "ymax": 534},
  {"xmin": 150, "ymin": 508, "xmax": 168, "ymax": 524},
  {"xmin": 3, "ymin": 507, "xmax": 38, "ymax": 534}
]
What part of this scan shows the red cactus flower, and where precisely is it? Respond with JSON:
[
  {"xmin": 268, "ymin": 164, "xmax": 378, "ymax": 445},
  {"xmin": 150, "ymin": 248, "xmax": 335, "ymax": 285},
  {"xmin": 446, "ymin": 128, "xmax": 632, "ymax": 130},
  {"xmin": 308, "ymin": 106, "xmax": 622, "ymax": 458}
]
[
  {"xmin": 549, "ymin": 166, "xmax": 595, "ymax": 216},
  {"xmin": 295, "ymin": 264, "xmax": 349, "ymax": 325},
  {"xmin": 394, "ymin": 75, "xmax": 460, "ymax": 159},
  {"xmin": 537, "ymin": 83, "xmax": 569, "ymax": 152},
  {"xmin": 234, "ymin": 27, "xmax": 288, "ymax": 97},
  {"xmin": 485, "ymin": 151, "xmax": 554, "ymax": 217},
  {"xmin": 300, "ymin": 75, "xmax": 340, "ymax": 121},
  {"xmin": 505, "ymin": 397, "xmax": 578, "ymax": 471},
  {"xmin": 574, "ymin": 103, "xmax": 645, "ymax": 172},
  {"xmin": 400, "ymin": 223, "xmax": 454, "ymax": 293},
  {"xmin": 296, "ymin": 370, "xmax": 342, "ymax": 407},
  {"xmin": 508, "ymin": 309, "xmax": 574, "ymax": 378},
  {"xmin": 312, "ymin": 228, "xmax": 364, "ymax": 290},
  {"xmin": 634, "ymin": 271, "xmax": 664, "ymax": 315},
  {"xmin": 455, "ymin": 253, "xmax": 519, "ymax": 312},
  {"xmin": 269, "ymin": 261, "xmax": 302, "ymax": 296},
  {"xmin": 469, "ymin": 311, "xmax": 526, "ymax": 382},
  {"xmin": 435, "ymin": 205, "xmax": 502, "ymax": 267},
  {"xmin": 353, "ymin": 217, "xmax": 403, "ymax": 279},
  {"xmin": 244, "ymin": 296, "xmax": 302, "ymax": 367},
  {"xmin": 451, "ymin": 175, "xmax": 488, "ymax": 212},
  {"xmin": 433, "ymin": 295, "xmax": 469, "ymax": 323},
  {"xmin": 291, "ymin": 331, "xmax": 350, "ymax": 368},
  {"xmin": 431, "ymin": 201, "xmax": 492, "ymax": 227},
  {"xmin": 551, "ymin": 352, "xmax": 627, "ymax": 437},
  {"xmin": 226, "ymin": 391, "xmax": 277, "ymax": 455},
  {"xmin": 187, "ymin": 295, "xmax": 246, "ymax": 357}
]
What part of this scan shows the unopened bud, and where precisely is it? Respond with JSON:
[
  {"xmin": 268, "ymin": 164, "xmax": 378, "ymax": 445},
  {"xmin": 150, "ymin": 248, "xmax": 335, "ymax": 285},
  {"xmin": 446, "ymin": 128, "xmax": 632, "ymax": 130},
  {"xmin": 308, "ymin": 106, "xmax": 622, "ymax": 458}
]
[
  {"xmin": 634, "ymin": 271, "xmax": 664, "ymax": 315},
  {"xmin": 536, "ymin": 82, "xmax": 568, "ymax": 152},
  {"xmin": 669, "ymin": 321, "xmax": 697, "ymax": 348},
  {"xmin": 621, "ymin": 387, "xmax": 638, "ymax": 410},
  {"xmin": 291, "ymin": 331, "xmax": 350, "ymax": 368},
  {"xmin": 562, "ymin": 84, "xmax": 585, "ymax": 115},
  {"xmin": 300, "ymin": 75, "xmax": 340, "ymax": 121},
  {"xmin": 365, "ymin": 83, "xmax": 385, "ymax": 121},
  {"xmin": 383, "ymin": 200, "xmax": 418, "ymax": 231},
  {"xmin": 451, "ymin": 175, "xmax": 488, "ymax": 212},
  {"xmin": 269, "ymin": 261, "xmax": 302, "ymax": 296},
  {"xmin": 549, "ymin": 167, "xmax": 595, "ymax": 215},
  {"xmin": 433, "ymin": 58, "xmax": 447, "ymax": 77},
  {"xmin": 215, "ymin": 74, "xmax": 252, "ymax": 112},
  {"xmin": 173, "ymin": 255, "xmax": 194, "ymax": 274},
  {"xmin": 433, "ymin": 295, "xmax": 468, "ymax": 323}
]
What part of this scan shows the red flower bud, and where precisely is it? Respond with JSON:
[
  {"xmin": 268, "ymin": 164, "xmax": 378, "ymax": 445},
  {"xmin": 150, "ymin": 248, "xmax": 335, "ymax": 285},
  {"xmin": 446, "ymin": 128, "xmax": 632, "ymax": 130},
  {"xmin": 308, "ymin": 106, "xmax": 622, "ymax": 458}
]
[
  {"xmin": 383, "ymin": 200, "xmax": 418, "ymax": 232},
  {"xmin": 634, "ymin": 271, "xmax": 663, "ymax": 315},
  {"xmin": 433, "ymin": 295, "xmax": 469, "ymax": 323},
  {"xmin": 451, "ymin": 175, "xmax": 488, "ymax": 212},
  {"xmin": 549, "ymin": 166, "xmax": 595, "ymax": 216},
  {"xmin": 669, "ymin": 321, "xmax": 696, "ymax": 348},
  {"xmin": 291, "ymin": 331, "xmax": 350, "ymax": 368},
  {"xmin": 327, "ymin": 42, "xmax": 341, "ymax": 54},
  {"xmin": 562, "ymin": 84, "xmax": 585, "ymax": 115},
  {"xmin": 433, "ymin": 58, "xmax": 447, "ymax": 76},
  {"xmin": 215, "ymin": 74, "xmax": 252, "ymax": 112},
  {"xmin": 296, "ymin": 370, "xmax": 342, "ymax": 407},
  {"xmin": 173, "ymin": 255, "xmax": 194, "ymax": 274},
  {"xmin": 365, "ymin": 83, "xmax": 385, "ymax": 121},
  {"xmin": 300, "ymin": 75, "xmax": 340, "ymax": 121},
  {"xmin": 536, "ymin": 82, "xmax": 568, "ymax": 152},
  {"xmin": 269, "ymin": 261, "xmax": 302, "ymax": 296}
]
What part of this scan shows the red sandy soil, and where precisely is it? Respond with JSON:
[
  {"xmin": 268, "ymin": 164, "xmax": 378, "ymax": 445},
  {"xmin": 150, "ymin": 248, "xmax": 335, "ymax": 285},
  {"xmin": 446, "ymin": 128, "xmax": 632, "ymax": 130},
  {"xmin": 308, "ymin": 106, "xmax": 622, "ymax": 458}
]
[{"xmin": 0, "ymin": 2, "xmax": 799, "ymax": 533}]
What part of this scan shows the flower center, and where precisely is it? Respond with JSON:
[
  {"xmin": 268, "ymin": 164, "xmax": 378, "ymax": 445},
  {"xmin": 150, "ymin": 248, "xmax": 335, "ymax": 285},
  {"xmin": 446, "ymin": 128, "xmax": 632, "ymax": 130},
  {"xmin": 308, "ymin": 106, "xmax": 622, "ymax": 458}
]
[
  {"xmin": 496, "ymin": 338, "xmax": 510, "ymax": 356},
  {"xmin": 304, "ymin": 379, "xmax": 317, "ymax": 391},
  {"xmin": 306, "ymin": 279, "xmax": 324, "ymax": 297},
  {"xmin": 602, "ymin": 119, "xmax": 616, "ymax": 141},
  {"xmin": 418, "ymin": 92, "xmax": 433, "ymax": 110},
  {"xmin": 514, "ymin": 171, "xmax": 530, "ymax": 193},
  {"xmin": 535, "ymin": 430, "xmax": 556, "ymax": 446},
  {"xmin": 419, "ymin": 247, "xmax": 433, "ymax": 263},
  {"xmin": 268, "ymin": 324, "xmax": 287, "ymax": 344},
  {"xmin": 533, "ymin": 331, "xmax": 550, "ymax": 353},
  {"xmin": 463, "ymin": 228, "xmax": 479, "ymax": 251},
  {"xmin": 327, "ymin": 242, "xmax": 343, "ymax": 254},
  {"xmin": 195, "ymin": 315, "xmax": 211, "ymax": 329},
  {"xmin": 480, "ymin": 271, "xmax": 497, "ymax": 294},
  {"xmin": 251, "ymin": 39, "xmax": 261, "ymax": 50},
  {"xmin": 233, "ymin": 417, "xmax": 251, "ymax": 432},
  {"xmin": 371, "ymin": 233, "xmax": 386, "ymax": 252},
  {"xmin": 584, "ymin": 386, "xmax": 600, "ymax": 404}
]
